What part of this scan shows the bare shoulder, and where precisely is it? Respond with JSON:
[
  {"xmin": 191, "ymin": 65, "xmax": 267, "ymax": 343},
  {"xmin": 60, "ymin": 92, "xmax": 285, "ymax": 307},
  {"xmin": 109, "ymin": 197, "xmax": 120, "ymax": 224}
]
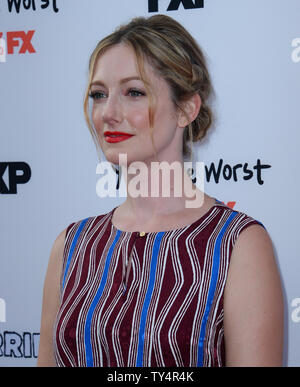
[
  {"xmin": 44, "ymin": 227, "xmax": 68, "ymax": 286},
  {"xmin": 225, "ymin": 223, "xmax": 281, "ymax": 308},
  {"xmin": 43, "ymin": 226, "xmax": 68, "ymax": 297},
  {"xmin": 234, "ymin": 222, "xmax": 274, "ymax": 256},
  {"xmin": 223, "ymin": 223, "xmax": 284, "ymax": 366},
  {"xmin": 50, "ymin": 227, "xmax": 67, "ymax": 262},
  {"xmin": 51, "ymin": 227, "xmax": 67, "ymax": 261},
  {"xmin": 37, "ymin": 226, "xmax": 68, "ymax": 367},
  {"xmin": 229, "ymin": 223, "xmax": 278, "ymax": 278}
]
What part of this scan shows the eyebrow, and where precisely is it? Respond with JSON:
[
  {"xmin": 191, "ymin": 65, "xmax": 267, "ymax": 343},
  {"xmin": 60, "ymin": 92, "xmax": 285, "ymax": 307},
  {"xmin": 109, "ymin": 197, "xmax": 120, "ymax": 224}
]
[{"xmin": 90, "ymin": 76, "xmax": 142, "ymax": 87}]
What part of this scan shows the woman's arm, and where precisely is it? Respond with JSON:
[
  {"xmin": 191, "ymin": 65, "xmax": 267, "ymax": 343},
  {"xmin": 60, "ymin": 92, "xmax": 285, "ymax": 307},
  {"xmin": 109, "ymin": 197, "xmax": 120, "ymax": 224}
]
[
  {"xmin": 37, "ymin": 228, "xmax": 67, "ymax": 367},
  {"xmin": 224, "ymin": 224, "xmax": 284, "ymax": 366}
]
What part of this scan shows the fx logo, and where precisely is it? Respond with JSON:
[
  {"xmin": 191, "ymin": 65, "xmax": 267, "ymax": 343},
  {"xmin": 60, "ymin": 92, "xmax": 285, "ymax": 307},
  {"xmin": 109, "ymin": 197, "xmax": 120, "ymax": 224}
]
[
  {"xmin": 0, "ymin": 162, "xmax": 31, "ymax": 194},
  {"xmin": 149, "ymin": 0, "xmax": 204, "ymax": 12},
  {"xmin": 0, "ymin": 30, "xmax": 36, "ymax": 55}
]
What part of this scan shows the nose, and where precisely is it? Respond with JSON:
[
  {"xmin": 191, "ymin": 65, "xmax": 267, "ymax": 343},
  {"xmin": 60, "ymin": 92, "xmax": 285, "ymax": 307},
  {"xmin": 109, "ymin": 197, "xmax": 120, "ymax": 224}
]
[{"xmin": 102, "ymin": 92, "xmax": 122, "ymax": 125}]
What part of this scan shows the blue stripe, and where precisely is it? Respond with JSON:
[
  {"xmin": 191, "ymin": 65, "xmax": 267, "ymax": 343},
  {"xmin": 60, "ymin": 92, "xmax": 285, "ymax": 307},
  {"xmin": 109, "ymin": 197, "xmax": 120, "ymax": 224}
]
[
  {"xmin": 85, "ymin": 230, "xmax": 121, "ymax": 367},
  {"xmin": 62, "ymin": 218, "xmax": 89, "ymax": 289},
  {"xmin": 136, "ymin": 232, "xmax": 164, "ymax": 367},
  {"xmin": 197, "ymin": 212, "xmax": 238, "ymax": 366}
]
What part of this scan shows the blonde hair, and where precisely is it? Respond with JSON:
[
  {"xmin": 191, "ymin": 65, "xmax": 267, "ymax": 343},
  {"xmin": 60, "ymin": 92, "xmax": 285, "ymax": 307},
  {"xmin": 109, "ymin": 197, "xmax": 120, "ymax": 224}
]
[{"xmin": 83, "ymin": 14, "xmax": 213, "ymax": 163}]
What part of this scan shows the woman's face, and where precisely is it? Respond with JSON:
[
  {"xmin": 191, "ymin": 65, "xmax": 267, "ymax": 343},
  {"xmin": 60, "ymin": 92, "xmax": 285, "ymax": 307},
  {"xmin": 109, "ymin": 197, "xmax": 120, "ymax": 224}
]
[{"xmin": 90, "ymin": 43, "xmax": 184, "ymax": 167}]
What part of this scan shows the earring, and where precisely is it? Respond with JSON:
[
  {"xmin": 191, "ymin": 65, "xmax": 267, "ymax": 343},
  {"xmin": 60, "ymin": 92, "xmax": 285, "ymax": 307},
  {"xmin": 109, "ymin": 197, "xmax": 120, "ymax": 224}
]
[
  {"xmin": 186, "ymin": 152, "xmax": 197, "ymax": 185},
  {"xmin": 187, "ymin": 166, "xmax": 197, "ymax": 184}
]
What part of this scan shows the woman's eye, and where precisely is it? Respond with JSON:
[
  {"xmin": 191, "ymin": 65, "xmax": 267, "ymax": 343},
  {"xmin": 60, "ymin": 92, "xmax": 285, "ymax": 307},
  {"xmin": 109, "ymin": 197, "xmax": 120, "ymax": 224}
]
[
  {"xmin": 89, "ymin": 89, "xmax": 145, "ymax": 100},
  {"xmin": 127, "ymin": 89, "xmax": 145, "ymax": 98},
  {"xmin": 89, "ymin": 91, "xmax": 106, "ymax": 100}
]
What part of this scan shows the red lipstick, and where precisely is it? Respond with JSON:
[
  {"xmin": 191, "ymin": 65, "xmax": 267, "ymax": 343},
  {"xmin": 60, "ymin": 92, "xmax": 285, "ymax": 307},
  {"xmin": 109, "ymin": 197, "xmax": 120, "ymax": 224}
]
[{"xmin": 104, "ymin": 131, "xmax": 134, "ymax": 143}]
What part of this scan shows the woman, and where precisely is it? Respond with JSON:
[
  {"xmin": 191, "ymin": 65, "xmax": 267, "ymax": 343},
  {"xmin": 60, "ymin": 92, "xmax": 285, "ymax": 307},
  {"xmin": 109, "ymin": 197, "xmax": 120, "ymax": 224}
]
[{"xmin": 37, "ymin": 14, "xmax": 283, "ymax": 367}]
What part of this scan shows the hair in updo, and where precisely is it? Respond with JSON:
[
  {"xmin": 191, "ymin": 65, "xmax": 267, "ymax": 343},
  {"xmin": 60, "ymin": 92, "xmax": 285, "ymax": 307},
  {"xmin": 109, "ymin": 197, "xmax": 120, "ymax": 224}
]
[{"xmin": 84, "ymin": 14, "xmax": 213, "ymax": 161}]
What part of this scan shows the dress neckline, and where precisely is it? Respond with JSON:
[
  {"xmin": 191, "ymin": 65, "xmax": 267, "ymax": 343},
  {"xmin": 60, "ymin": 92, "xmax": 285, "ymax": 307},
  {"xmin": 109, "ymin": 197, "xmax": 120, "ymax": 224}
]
[{"xmin": 109, "ymin": 199, "xmax": 224, "ymax": 235}]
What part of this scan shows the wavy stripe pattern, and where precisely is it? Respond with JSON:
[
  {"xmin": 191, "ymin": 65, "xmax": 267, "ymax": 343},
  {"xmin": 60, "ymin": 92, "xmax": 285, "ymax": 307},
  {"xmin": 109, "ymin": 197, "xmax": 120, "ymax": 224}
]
[{"xmin": 54, "ymin": 202, "xmax": 262, "ymax": 367}]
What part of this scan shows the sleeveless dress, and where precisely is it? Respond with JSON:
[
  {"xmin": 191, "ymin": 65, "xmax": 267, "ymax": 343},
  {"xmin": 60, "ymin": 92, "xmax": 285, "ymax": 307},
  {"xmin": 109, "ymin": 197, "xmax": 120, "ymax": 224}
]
[{"xmin": 54, "ymin": 200, "xmax": 263, "ymax": 367}]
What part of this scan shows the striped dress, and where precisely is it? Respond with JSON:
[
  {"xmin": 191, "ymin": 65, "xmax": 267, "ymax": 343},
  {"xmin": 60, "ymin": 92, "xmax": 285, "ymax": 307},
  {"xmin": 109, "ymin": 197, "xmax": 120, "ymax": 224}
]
[{"xmin": 54, "ymin": 200, "xmax": 263, "ymax": 367}]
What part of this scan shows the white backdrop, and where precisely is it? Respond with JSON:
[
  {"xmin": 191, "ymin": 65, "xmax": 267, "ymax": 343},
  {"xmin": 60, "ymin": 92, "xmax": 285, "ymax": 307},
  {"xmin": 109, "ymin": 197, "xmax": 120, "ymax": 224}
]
[{"xmin": 0, "ymin": 0, "xmax": 299, "ymax": 366}]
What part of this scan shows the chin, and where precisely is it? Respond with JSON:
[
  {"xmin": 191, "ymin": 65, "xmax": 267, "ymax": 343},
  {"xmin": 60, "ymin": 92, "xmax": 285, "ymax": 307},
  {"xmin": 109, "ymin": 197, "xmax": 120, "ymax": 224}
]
[
  {"xmin": 103, "ymin": 149, "xmax": 131, "ymax": 167},
  {"xmin": 104, "ymin": 147, "xmax": 150, "ymax": 167}
]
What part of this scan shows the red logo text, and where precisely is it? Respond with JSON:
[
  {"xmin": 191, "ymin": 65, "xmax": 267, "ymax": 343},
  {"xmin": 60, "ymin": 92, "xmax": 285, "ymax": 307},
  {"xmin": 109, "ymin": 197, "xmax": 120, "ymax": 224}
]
[{"xmin": 0, "ymin": 30, "xmax": 36, "ymax": 55}]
